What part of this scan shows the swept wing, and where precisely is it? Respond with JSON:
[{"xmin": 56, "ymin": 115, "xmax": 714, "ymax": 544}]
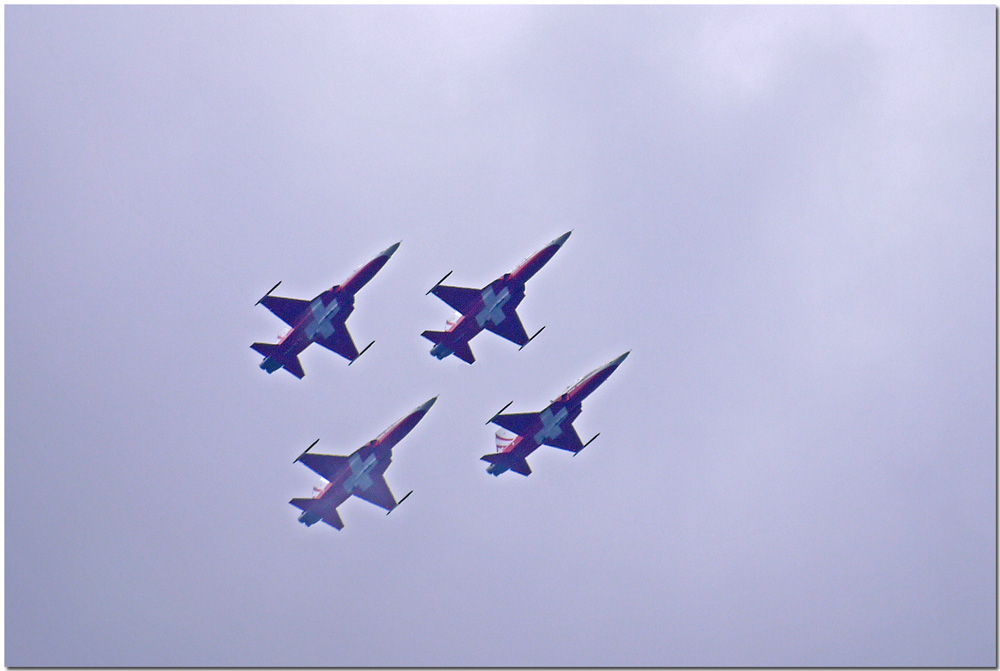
[
  {"xmin": 484, "ymin": 309, "xmax": 530, "ymax": 346},
  {"xmin": 430, "ymin": 284, "xmax": 481, "ymax": 313},
  {"xmin": 352, "ymin": 473, "xmax": 398, "ymax": 512},
  {"xmin": 491, "ymin": 411, "xmax": 541, "ymax": 436},
  {"xmin": 315, "ymin": 323, "xmax": 359, "ymax": 361},
  {"xmin": 260, "ymin": 295, "xmax": 310, "ymax": 327},
  {"xmin": 297, "ymin": 453, "xmax": 349, "ymax": 481},
  {"xmin": 543, "ymin": 423, "xmax": 585, "ymax": 453}
]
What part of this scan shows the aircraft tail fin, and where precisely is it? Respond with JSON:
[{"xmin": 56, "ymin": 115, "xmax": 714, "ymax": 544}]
[
  {"xmin": 320, "ymin": 509, "xmax": 344, "ymax": 529},
  {"xmin": 290, "ymin": 497, "xmax": 321, "ymax": 527},
  {"xmin": 251, "ymin": 343, "xmax": 305, "ymax": 379},
  {"xmin": 251, "ymin": 342, "xmax": 281, "ymax": 357},
  {"xmin": 421, "ymin": 330, "xmax": 448, "ymax": 345},
  {"xmin": 449, "ymin": 340, "xmax": 475, "ymax": 365},
  {"xmin": 289, "ymin": 497, "xmax": 313, "ymax": 512},
  {"xmin": 281, "ymin": 355, "xmax": 305, "ymax": 379},
  {"xmin": 290, "ymin": 498, "xmax": 344, "ymax": 529},
  {"xmin": 421, "ymin": 331, "xmax": 475, "ymax": 364},
  {"xmin": 480, "ymin": 452, "xmax": 532, "ymax": 476}
]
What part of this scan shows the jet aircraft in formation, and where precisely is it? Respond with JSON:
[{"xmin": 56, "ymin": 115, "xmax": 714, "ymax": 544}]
[
  {"xmin": 483, "ymin": 351, "xmax": 630, "ymax": 476},
  {"xmin": 254, "ymin": 233, "xmax": 630, "ymax": 532},
  {"xmin": 290, "ymin": 397, "xmax": 437, "ymax": 530},
  {"xmin": 421, "ymin": 231, "xmax": 571, "ymax": 364},
  {"xmin": 251, "ymin": 242, "xmax": 399, "ymax": 378}
]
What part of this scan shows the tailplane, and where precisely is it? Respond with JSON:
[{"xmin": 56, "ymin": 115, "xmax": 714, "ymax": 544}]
[
  {"xmin": 449, "ymin": 340, "xmax": 475, "ymax": 365},
  {"xmin": 281, "ymin": 356, "xmax": 305, "ymax": 379},
  {"xmin": 481, "ymin": 452, "xmax": 532, "ymax": 476},
  {"xmin": 421, "ymin": 329, "xmax": 448, "ymax": 345},
  {"xmin": 290, "ymin": 498, "xmax": 343, "ymax": 529},
  {"xmin": 251, "ymin": 343, "xmax": 305, "ymax": 379},
  {"xmin": 251, "ymin": 342, "xmax": 281, "ymax": 358},
  {"xmin": 421, "ymin": 331, "xmax": 476, "ymax": 364}
]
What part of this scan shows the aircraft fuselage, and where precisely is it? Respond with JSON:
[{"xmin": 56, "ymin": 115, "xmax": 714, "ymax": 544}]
[
  {"xmin": 297, "ymin": 440, "xmax": 385, "ymax": 525},
  {"xmin": 486, "ymin": 400, "xmax": 583, "ymax": 475},
  {"xmin": 254, "ymin": 241, "xmax": 398, "ymax": 376},
  {"xmin": 429, "ymin": 278, "xmax": 526, "ymax": 359},
  {"xmin": 260, "ymin": 289, "xmax": 356, "ymax": 371},
  {"xmin": 484, "ymin": 351, "xmax": 629, "ymax": 476},
  {"xmin": 425, "ymin": 232, "xmax": 570, "ymax": 362},
  {"xmin": 294, "ymin": 397, "xmax": 436, "ymax": 528}
]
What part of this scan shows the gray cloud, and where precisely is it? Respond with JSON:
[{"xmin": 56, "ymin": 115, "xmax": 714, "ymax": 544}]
[{"xmin": 5, "ymin": 5, "xmax": 994, "ymax": 666}]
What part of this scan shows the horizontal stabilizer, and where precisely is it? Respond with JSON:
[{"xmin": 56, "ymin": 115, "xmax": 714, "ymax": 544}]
[
  {"xmin": 450, "ymin": 340, "xmax": 475, "ymax": 365},
  {"xmin": 508, "ymin": 459, "xmax": 531, "ymax": 476},
  {"xmin": 289, "ymin": 497, "xmax": 314, "ymax": 512},
  {"xmin": 481, "ymin": 452, "xmax": 532, "ymax": 476},
  {"xmin": 421, "ymin": 330, "xmax": 475, "ymax": 364},
  {"xmin": 282, "ymin": 355, "xmax": 305, "ymax": 379},
  {"xmin": 251, "ymin": 342, "xmax": 281, "ymax": 357},
  {"xmin": 251, "ymin": 344, "xmax": 305, "ymax": 379},
  {"xmin": 290, "ymin": 499, "xmax": 344, "ymax": 529},
  {"xmin": 321, "ymin": 509, "xmax": 345, "ymax": 530},
  {"xmin": 421, "ymin": 330, "xmax": 448, "ymax": 345}
]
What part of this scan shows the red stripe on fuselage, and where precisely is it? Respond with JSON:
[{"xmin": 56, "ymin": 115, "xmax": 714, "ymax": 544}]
[{"xmin": 340, "ymin": 253, "xmax": 391, "ymax": 295}]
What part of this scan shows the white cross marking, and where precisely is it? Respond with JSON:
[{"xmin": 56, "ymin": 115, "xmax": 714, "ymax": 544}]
[
  {"xmin": 534, "ymin": 407, "xmax": 569, "ymax": 443},
  {"xmin": 304, "ymin": 297, "xmax": 340, "ymax": 339},
  {"xmin": 476, "ymin": 287, "xmax": 511, "ymax": 327},
  {"xmin": 343, "ymin": 453, "xmax": 377, "ymax": 492}
]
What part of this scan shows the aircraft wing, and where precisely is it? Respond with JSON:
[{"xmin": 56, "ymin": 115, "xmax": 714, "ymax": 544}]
[
  {"xmin": 260, "ymin": 295, "xmax": 310, "ymax": 327},
  {"xmin": 484, "ymin": 309, "xmax": 529, "ymax": 346},
  {"xmin": 297, "ymin": 453, "xmax": 349, "ymax": 480},
  {"xmin": 352, "ymin": 473, "xmax": 398, "ymax": 512},
  {"xmin": 543, "ymin": 423, "xmax": 585, "ymax": 453},
  {"xmin": 491, "ymin": 411, "xmax": 541, "ymax": 436},
  {"xmin": 315, "ymin": 324, "xmax": 359, "ymax": 361},
  {"xmin": 431, "ymin": 284, "xmax": 481, "ymax": 313}
]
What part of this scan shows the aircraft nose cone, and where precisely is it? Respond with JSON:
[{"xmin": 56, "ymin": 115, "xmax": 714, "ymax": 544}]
[
  {"xmin": 551, "ymin": 230, "xmax": 572, "ymax": 248},
  {"xmin": 382, "ymin": 241, "xmax": 402, "ymax": 258},
  {"xmin": 609, "ymin": 351, "xmax": 630, "ymax": 368},
  {"xmin": 418, "ymin": 396, "xmax": 438, "ymax": 413}
]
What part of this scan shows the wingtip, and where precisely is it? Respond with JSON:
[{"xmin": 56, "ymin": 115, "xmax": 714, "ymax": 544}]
[
  {"xmin": 419, "ymin": 396, "xmax": 438, "ymax": 412},
  {"xmin": 552, "ymin": 230, "xmax": 572, "ymax": 247}
]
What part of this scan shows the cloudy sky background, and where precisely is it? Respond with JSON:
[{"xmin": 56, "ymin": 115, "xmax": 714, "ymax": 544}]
[{"xmin": 5, "ymin": 5, "xmax": 995, "ymax": 666}]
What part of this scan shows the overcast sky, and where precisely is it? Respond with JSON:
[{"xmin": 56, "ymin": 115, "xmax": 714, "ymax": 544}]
[{"xmin": 5, "ymin": 5, "xmax": 995, "ymax": 667}]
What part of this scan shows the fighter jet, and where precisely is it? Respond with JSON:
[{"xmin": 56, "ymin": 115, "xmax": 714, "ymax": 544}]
[
  {"xmin": 482, "ymin": 352, "xmax": 629, "ymax": 476},
  {"xmin": 252, "ymin": 242, "xmax": 400, "ymax": 378},
  {"xmin": 290, "ymin": 396, "xmax": 437, "ymax": 530},
  {"xmin": 421, "ymin": 231, "xmax": 571, "ymax": 364}
]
